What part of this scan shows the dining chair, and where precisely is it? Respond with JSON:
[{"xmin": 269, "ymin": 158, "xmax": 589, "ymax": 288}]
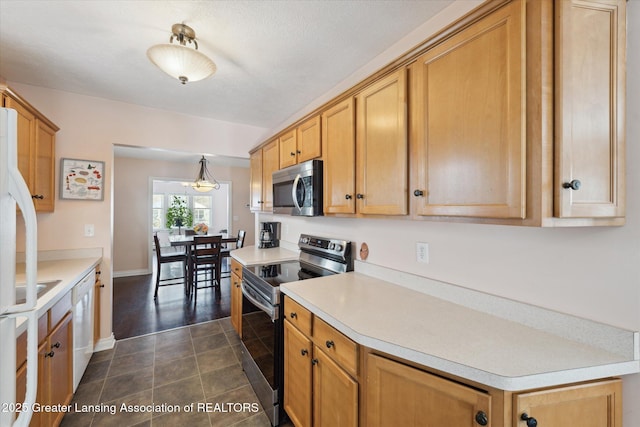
[
  {"xmin": 220, "ymin": 230, "xmax": 246, "ymax": 278},
  {"xmin": 153, "ymin": 233, "xmax": 188, "ymax": 300},
  {"xmin": 189, "ymin": 235, "xmax": 222, "ymax": 302}
]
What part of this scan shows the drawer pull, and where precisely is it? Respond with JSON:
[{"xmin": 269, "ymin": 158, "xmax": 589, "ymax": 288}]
[
  {"xmin": 52, "ymin": 341, "xmax": 61, "ymax": 349},
  {"xmin": 290, "ymin": 312, "xmax": 297, "ymax": 319},
  {"xmin": 520, "ymin": 413, "xmax": 537, "ymax": 427},
  {"xmin": 45, "ymin": 351, "xmax": 55, "ymax": 358},
  {"xmin": 300, "ymin": 349, "xmax": 308, "ymax": 356},
  {"xmin": 325, "ymin": 340, "xmax": 334, "ymax": 349}
]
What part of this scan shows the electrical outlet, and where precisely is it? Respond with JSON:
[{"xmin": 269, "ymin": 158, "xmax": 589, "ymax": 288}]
[
  {"xmin": 416, "ymin": 242, "xmax": 429, "ymax": 263},
  {"xmin": 84, "ymin": 224, "xmax": 95, "ymax": 237}
]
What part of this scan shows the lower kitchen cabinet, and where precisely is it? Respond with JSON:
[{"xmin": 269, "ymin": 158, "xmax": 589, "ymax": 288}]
[
  {"xmin": 15, "ymin": 294, "xmax": 73, "ymax": 427},
  {"xmin": 283, "ymin": 296, "xmax": 358, "ymax": 427},
  {"xmin": 230, "ymin": 258, "xmax": 243, "ymax": 336},
  {"xmin": 365, "ymin": 352, "xmax": 622, "ymax": 427},
  {"xmin": 514, "ymin": 379, "xmax": 621, "ymax": 427},
  {"xmin": 366, "ymin": 353, "xmax": 491, "ymax": 427}
]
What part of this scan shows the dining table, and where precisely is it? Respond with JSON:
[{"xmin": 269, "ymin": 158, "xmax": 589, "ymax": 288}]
[{"xmin": 168, "ymin": 233, "xmax": 237, "ymax": 296}]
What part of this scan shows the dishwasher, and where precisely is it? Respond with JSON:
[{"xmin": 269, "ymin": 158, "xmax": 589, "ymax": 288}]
[{"xmin": 72, "ymin": 270, "xmax": 95, "ymax": 391}]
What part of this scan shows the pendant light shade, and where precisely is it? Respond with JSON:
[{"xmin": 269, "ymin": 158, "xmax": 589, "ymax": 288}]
[
  {"xmin": 192, "ymin": 156, "xmax": 220, "ymax": 192},
  {"xmin": 147, "ymin": 24, "xmax": 216, "ymax": 84}
]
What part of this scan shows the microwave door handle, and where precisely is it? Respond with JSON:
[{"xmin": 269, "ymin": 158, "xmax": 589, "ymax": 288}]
[{"xmin": 291, "ymin": 174, "xmax": 302, "ymax": 212}]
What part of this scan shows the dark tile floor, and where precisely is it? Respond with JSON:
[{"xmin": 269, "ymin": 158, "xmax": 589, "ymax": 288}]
[{"xmin": 61, "ymin": 318, "xmax": 276, "ymax": 427}]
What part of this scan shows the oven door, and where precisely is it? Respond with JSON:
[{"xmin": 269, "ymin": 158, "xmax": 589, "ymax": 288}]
[{"xmin": 240, "ymin": 280, "xmax": 283, "ymax": 425}]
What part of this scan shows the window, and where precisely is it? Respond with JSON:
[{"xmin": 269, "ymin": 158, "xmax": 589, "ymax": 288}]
[
  {"xmin": 152, "ymin": 194, "xmax": 164, "ymax": 229},
  {"xmin": 193, "ymin": 195, "xmax": 212, "ymax": 225}
]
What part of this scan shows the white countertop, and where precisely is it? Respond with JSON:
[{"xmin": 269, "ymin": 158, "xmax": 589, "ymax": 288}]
[
  {"xmin": 230, "ymin": 245, "xmax": 298, "ymax": 267},
  {"xmin": 281, "ymin": 271, "xmax": 640, "ymax": 391},
  {"xmin": 14, "ymin": 256, "xmax": 101, "ymax": 334}
]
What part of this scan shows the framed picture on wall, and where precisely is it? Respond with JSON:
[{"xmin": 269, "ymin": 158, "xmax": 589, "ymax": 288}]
[{"xmin": 60, "ymin": 158, "xmax": 105, "ymax": 201}]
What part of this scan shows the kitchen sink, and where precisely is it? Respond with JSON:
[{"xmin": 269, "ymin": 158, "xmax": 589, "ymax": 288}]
[{"xmin": 15, "ymin": 280, "xmax": 61, "ymax": 304}]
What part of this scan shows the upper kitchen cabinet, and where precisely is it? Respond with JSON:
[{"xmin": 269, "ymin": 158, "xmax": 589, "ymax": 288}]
[
  {"xmin": 355, "ymin": 68, "xmax": 408, "ymax": 216},
  {"xmin": 2, "ymin": 87, "xmax": 58, "ymax": 212},
  {"xmin": 410, "ymin": 0, "xmax": 626, "ymax": 226},
  {"xmin": 322, "ymin": 98, "xmax": 356, "ymax": 214},
  {"xmin": 250, "ymin": 139, "xmax": 280, "ymax": 212},
  {"xmin": 280, "ymin": 115, "xmax": 322, "ymax": 169},
  {"xmin": 410, "ymin": 0, "xmax": 525, "ymax": 219},
  {"xmin": 554, "ymin": 0, "xmax": 626, "ymax": 219}
]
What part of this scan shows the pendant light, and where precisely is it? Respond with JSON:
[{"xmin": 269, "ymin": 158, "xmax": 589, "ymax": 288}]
[
  {"xmin": 192, "ymin": 156, "xmax": 220, "ymax": 192},
  {"xmin": 147, "ymin": 23, "xmax": 217, "ymax": 84}
]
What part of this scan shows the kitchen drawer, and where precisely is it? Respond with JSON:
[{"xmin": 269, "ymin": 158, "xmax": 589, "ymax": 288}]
[
  {"xmin": 50, "ymin": 290, "xmax": 72, "ymax": 330},
  {"xmin": 313, "ymin": 317, "xmax": 358, "ymax": 377},
  {"xmin": 285, "ymin": 296, "xmax": 312, "ymax": 336},
  {"xmin": 231, "ymin": 258, "xmax": 243, "ymax": 279}
]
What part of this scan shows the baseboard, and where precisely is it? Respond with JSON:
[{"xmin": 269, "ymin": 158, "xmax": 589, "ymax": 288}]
[
  {"xmin": 113, "ymin": 269, "xmax": 150, "ymax": 278},
  {"xmin": 94, "ymin": 334, "xmax": 116, "ymax": 352}
]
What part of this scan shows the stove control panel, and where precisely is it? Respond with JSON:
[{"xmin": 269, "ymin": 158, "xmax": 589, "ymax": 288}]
[{"xmin": 298, "ymin": 234, "xmax": 351, "ymax": 258}]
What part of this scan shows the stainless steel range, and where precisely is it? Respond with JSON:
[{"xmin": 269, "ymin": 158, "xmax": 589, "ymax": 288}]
[{"xmin": 240, "ymin": 234, "xmax": 353, "ymax": 426}]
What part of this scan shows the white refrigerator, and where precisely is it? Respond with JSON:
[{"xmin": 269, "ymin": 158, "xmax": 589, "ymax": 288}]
[{"xmin": 0, "ymin": 107, "xmax": 40, "ymax": 427}]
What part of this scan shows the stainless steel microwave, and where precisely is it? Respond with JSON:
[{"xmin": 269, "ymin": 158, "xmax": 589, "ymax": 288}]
[{"xmin": 272, "ymin": 159, "xmax": 323, "ymax": 216}]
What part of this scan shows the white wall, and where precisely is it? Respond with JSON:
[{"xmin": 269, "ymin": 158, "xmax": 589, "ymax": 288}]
[{"xmin": 259, "ymin": 1, "xmax": 640, "ymax": 424}]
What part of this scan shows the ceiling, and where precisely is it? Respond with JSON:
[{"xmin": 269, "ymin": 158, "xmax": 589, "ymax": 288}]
[{"xmin": 0, "ymin": 0, "xmax": 454, "ymax": 163}]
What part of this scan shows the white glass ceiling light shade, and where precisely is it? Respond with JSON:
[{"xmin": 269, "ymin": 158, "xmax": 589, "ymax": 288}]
[
  {"xmin": 192, "ymin": 156, "xmax": 220, "ymax": 192},
  {"xmin": 147, "ymin": 23, "xmax": 216, "ymax": 84}
]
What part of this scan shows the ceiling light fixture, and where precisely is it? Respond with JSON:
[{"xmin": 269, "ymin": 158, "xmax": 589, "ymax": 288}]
[
  {"xmin": 192, "ymin": 156, "xmax": 220, "ymax": 192},
  {"xmin": 147, "ymin": 23, "xmax": 217, "ymax": 84}
]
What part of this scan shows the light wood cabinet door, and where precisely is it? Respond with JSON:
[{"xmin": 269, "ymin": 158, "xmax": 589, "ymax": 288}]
[
  {"xmin": 4, "ymin": 96, "xmax": 35, "ymax": 185},
  {"xmin": 47, "ymin": 312, "xmax": 73, "ymax": 427},
  {"xmin": 356, "ymin": 69, "xmax": 408, "ymax": 215},
  {"xmin": 410, "ymin": 0, "xmax": 525, "ymax": 219},
  {"xmin": 366, "ymin": 354, "xmax": 491, "ymax": 427},
  {"xmin": 297, "ymin": 115, "xmax": 321, "ymax": 163},
  {"xmin": 94, "ymin": 267, "xmax": 102, "ymax": 345},
  {"xmin": 231, "ymin": 272, "xmax": 242, "ymax": 336},
  {"xmin": 249, "ymin": 149, "xmax": 263, "ymax": 211},
  {"xmin": 33, "ymin": 119, "xmax": 56, "ymax": 212},
  {"xmin": 514, "ymin": 379, "xmax": 621, "ymax": 427},
  {"xmin": 322, "ymin": 98, "xmax": 356, "ymax": 214},
  {"xmin": 262, "ymin": 140, "xmax": 279, "ymax": 211},
  {"xmin": 279, "ymin": 129, "xmax": 298, "ymax": 169},
  {"xmin": 313, "ymin": 347, "xmax": 358, "ymax": 427},
  {"xmin": 284, "ymin": 320, "xmax": 313, "ymax": 427},
  {"xmin": 554, "ymin": 0, "xmax": 625, "ymax": 218}
]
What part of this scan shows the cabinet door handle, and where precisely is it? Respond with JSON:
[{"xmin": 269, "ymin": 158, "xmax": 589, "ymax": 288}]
[
  {"xmin": 31, "ymin": 194, "xmax": 44, "ymax": 200},
  {"xmin": 296, "ymin": 150, "xmax": 301, "ymax": 154},
  {"xmin": 325, "ymin": 340, "xmax": 334, "ymax": 348},
  {"xmin": 290, "ymin": 152, "xmax": 296, "ymax": 157},
  {"xmin": 345, "ymin": 194, "xmax": 352, "ymax": 200},
  {"xmin": 300, "ymin": 349, "xmax": 308, "ymax": 356},
  {"xmin": 356, "ymin": 193, "xmax": 364, "ymax": 199},
  {"xmin": 413, "ymin": 189, "xmax": 424, "ymax": 197},
  {"xmin": 45, "ymin": 351, "xmax": 55, "ymax": 358},
  {"xmin": 311, "ymin": 358, "xmax": 319, "ymax": 365},
  {"xmin": 520, "ymin": 413, "xmax": 537, "ymax": 427},
  {"xmin": 562, "ymin": 179, "xmax": 581, "ymax": 190},
  {"xmin": 52, "ymin": 341, "xmax": 61, "ymax": 349},
  {"xmin": 475, "ymin": 411, "xmax": 488, "ymax": 426},
  {"xmin": 290, "ymin": 312, "xmax": 297, "ymax": 319}
]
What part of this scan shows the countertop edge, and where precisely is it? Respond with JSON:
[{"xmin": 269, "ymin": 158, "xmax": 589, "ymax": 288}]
[
  {"xmin": 15, "ymin": 256, "xmax": 102, "ymax": 335},
  {"xmin": 281, "ymin": 283, "xmax": 640, "ymax": 392}
]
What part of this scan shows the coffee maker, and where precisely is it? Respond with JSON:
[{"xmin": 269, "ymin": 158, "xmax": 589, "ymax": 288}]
[{"xmin": 259, "ymin": 221, "xmax": 281, "ymax": 249}]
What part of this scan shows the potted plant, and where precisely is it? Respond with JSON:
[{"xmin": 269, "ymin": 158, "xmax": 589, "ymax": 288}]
[{"xmin": 165, "ymin": 196, "xmax": 193, "ymax": 233}]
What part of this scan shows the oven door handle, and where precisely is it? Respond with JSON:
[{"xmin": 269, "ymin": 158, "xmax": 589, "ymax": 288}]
[{"xmin": 241, "ymin": 280, "xmax": 277, "ymax": 321}]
